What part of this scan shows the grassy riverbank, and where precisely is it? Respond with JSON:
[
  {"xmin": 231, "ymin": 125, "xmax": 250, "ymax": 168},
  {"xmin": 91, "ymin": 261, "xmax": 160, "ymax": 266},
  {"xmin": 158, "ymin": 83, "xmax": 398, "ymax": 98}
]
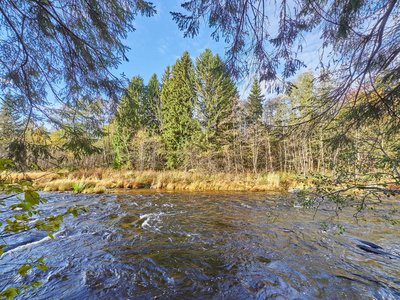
[{"xmin": 5, "ymin": 169, "xmax": 313, "ymax": 193}]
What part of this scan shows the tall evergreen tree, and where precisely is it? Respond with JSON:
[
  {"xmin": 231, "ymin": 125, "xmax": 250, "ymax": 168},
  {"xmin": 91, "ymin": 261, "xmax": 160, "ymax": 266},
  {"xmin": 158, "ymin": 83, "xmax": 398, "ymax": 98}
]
[
  {"xmin": 161, "ymin": 51, "xmax": 196, "ymax": 169},
  {"xmin": 145, "ymin": 74, "xmax": 161, "ymax": 133},
  {"xmin": 245, "ymin": 78, "xmax": 264, "ymax": 123},
  {"xmin": 243, "ymin": 78, "xmax": 265, "ymax": 173},
  {"xmin": 288, "ymin": 71, "xmax": 315, "ymax": 119},
  {"xmin": 159, "ymin": 66, "xmax": 172, "ymax": 134},
  {"xmin": 194, "ymin": 49, "xmax": 237, "ymax": 146},
  {"xmin": 112, "ymin": 76, "xmax": 145, "ymax": 168}
]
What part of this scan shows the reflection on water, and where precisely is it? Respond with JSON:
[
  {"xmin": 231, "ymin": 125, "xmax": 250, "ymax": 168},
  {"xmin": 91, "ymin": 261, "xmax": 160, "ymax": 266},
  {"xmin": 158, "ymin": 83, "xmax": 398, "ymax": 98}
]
[{"xmin": 1, "ymin": 191, "xmax": 400, "ymax": 299}]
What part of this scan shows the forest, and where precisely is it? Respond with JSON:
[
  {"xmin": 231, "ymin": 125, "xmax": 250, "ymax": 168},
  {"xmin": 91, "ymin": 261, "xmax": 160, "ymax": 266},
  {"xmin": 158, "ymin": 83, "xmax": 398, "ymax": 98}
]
[
  {"xmin": 1, "ymin": 47, "xmax": 397, "ymax": 195},
  {"xmin": 0, "ymin": 0, "xmax": 398, "ymax": 195}
]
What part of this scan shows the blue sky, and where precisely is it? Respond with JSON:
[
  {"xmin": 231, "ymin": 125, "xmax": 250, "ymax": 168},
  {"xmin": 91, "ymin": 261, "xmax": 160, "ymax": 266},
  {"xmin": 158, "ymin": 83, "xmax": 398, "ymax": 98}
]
[
  {"xmin": 116, "ymin": 1, "xmax": 323, "ymax": 98},
  {"xmin": 116, "ymin": 2, "xmax": 227, "ymax": 84}
]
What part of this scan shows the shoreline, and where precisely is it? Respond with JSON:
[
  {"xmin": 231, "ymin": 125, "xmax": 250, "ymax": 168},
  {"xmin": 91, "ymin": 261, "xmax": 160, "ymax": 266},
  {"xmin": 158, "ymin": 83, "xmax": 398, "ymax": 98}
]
[{"xmin": 5, "ymin": 169, "xmax": 311, "ymax": 194}]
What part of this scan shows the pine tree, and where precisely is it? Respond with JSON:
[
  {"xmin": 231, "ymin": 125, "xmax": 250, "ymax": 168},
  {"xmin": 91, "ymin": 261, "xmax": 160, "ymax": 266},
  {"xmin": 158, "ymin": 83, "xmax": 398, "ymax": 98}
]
[
  {"xmin": 245, "ymin": 78, "xmax": 264, "ymax": 124},
  {"xmin": 194, "ymin": 49, "xmax": 237, "ymax": 147},
  {"xmin": 161, "ymin": 51, "xmax": 197, "ymax": 169}
]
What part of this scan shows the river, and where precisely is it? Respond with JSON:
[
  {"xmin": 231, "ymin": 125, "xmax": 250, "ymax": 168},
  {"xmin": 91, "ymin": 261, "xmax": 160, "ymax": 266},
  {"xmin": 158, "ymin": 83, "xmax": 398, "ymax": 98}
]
[{"xmin": 1, "ymin": 191, "xmax": 400, "ymax": 299}]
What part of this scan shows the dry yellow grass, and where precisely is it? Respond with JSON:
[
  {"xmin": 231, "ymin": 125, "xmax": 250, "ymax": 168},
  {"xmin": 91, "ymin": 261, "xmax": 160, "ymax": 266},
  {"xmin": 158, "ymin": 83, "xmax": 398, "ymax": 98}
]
[{"xmin": 5, "ymin": 168, "xmax": 307, "ymax": 193}]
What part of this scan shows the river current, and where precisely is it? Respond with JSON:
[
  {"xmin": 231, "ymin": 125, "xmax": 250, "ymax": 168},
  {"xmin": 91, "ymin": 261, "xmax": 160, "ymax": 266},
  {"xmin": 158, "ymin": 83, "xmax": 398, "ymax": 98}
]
[{"xmin": 1, "ymin": 191, "xmax": 400, "ymax": 299}]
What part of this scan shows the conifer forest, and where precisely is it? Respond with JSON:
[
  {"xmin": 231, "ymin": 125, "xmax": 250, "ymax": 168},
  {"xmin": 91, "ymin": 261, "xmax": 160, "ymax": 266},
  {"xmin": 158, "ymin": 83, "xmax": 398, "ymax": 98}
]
[{"xmin": 2, "ymin": 47, "xmax": 397, "ymax": 193}]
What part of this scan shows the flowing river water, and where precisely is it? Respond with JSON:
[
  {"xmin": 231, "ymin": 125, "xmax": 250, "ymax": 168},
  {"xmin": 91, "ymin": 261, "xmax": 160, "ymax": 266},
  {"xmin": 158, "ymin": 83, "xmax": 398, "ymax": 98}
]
[{"xmin": 1, "ymin": 191, "xmax": 400, "ymax": 299}]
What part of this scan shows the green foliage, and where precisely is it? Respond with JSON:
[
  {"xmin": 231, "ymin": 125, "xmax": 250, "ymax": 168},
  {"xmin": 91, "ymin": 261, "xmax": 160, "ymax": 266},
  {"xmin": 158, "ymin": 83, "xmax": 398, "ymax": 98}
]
[
  {"xmin": 3, "ymin": 96, "xmax": 109, "ymax": 169},
  {"xmin": 278, "ymin": 71, "xmax": 400, "ymax": 222},
  {"xmin": 112, "ymin": 75, "xmax": 162, "ymax": 169},
  {"xmin": 288, "ymin": 71, "xmax": 317, "ymax": 120},
  {"xmin": 118, "ymin": 76, "xmax": 146, "ymax": 130},
  {"xmin": 112, "ymin": 76, "xmax": 145, "ymax": 168},
  {"xmin": 0, "ymin": 245, "xmax": 7, "ymax": 257},
  {"xmin": 0, "ymin": 0, "xmax": 156, "ymax": 132},
  {"xmin": 145, "ymin": 74, "xmax": 162, "ymax": 132},
  {"xmin": 161, "ymin": 51, "xmax": 198, "ymax": 169},
  {"xmin": 194, "ymin": 49, "xmax": 237, "ymax": 149},
  {"xmin": 0, "ymin": 97, "xmax": 51, "ymax": 169},
  {"xmin": 67, "ymin": 205, "xmax": 91, "ymax": 217},
  {"xmin": 0, "ymin": 159, "xmax": 14, "ymax": 171},
  {"xmin": 172, "ymin": 0, "xmax": 400, "ymax": 122},
  {"xmin": 61, "ymin": 135, "xmax": 99, "ymax": 161},
  {"xmin": 245, "ymin": 78, "xmax": 264, "ymax": 124},
  {"xmin": 0, "ymin": 0, "xmax": 157, "ymax": 170},
  {"xmin": 336, "ymin": 224, "xmax": 345, "ymax": 235},
  {"xmin": 0, "ymin": 96, "xmax": 22, "ymax": 155},
  {"xmin": 0, "ymin": 160, "xmax": 90, "ymax": 299},
  {"xmin": 72, "ymin": 182, "xmax": 86, "ymax": 193},
  {"xmin": 58, "ymin": 97, "xmax": 107, "ymax": 160},
  {"xmin": 172, "ymin": 2, "xmax": 400, "ymax": 190},
  {"xmin": 1, "ymin": 287, "xmax": 20, "ymax": 300}
]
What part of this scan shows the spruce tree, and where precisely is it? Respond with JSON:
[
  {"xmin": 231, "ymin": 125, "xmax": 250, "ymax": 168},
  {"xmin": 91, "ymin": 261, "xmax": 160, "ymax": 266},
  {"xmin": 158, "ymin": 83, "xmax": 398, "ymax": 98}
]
[
  {"xmin": 288, "ymin": 71, "xmax": 316, "ymax": 120},
  {"xmin": 159, "ymin": 66, "xmax": 172, "ymax": 134},
  {"xmin": 194, "ymin": 49, "xmax": 237, "ymax": 147},
  {"xmin": 245, "ymin": 78, "xmax": 264, "ymax": 124},
  {"xmin": 244, "ymin": 78, "xmax": 265, "ymax": 173},
  {"xmin": 145, "ymin": 74, "xmax": 161, "ymax": 133},
  {"xmin": 112, "ymin": 76, "xmax": 145, "ymax": 168},
  {"xmin": 161, "ymin": 51, "xmax": 196, "ymax": 169}
]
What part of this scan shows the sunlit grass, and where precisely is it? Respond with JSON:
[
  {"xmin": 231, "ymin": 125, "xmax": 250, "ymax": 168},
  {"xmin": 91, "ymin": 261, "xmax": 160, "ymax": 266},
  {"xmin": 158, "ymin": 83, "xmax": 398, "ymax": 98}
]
[
  {"xmin": 72, "ymin": 182, "xmax": 86, "ymax": 193},
  {"xmin": 6, "ymin": 168, "xmax": 311, "ymax": 193}
]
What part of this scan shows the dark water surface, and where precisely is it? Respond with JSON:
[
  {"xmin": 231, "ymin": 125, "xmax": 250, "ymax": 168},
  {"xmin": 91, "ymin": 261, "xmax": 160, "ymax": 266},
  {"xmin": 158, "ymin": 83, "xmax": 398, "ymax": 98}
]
[{"xmin": 1, "ymin": 191, "xmax": 400, "ymax": 299}]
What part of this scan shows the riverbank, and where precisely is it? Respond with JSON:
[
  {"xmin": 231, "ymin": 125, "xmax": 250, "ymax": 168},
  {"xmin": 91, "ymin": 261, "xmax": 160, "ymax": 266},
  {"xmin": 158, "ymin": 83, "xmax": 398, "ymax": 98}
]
[{"xmin": 5, "ymin": 169, "xmax": 312, "ymax": 193}]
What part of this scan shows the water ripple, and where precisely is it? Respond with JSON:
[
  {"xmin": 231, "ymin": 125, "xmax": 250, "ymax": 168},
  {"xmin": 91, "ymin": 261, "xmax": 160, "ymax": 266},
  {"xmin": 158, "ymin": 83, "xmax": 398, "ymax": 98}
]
[{"xmin": 1, "ymin": 191, "xmax": 399, "ymax": 299}]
